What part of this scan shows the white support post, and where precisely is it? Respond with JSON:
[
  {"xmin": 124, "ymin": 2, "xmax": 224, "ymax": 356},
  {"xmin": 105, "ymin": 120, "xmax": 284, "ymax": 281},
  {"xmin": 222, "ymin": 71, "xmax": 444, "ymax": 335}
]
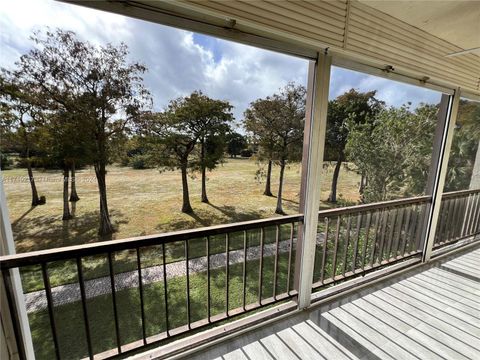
[
  {"xmin": 422, "ymin": 89, "xmax": 461, "ymax": 262},
  {"xmin": 0, "ymin": 171, "xmax": 35, "ymax": 359},
  {"xmin": 470, "ymin": 140, "xmax": 480, "ymax": 189},
  {"xmin": 295, "ymin": 52, "xmax": 331, "ymax": 309}
]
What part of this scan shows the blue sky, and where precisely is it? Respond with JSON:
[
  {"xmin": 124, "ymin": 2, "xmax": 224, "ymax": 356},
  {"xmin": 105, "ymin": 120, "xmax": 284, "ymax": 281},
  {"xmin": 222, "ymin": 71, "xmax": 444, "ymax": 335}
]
[{"xmin": 0, "ymin": 0, "xmax": 442, "ymax": 124}]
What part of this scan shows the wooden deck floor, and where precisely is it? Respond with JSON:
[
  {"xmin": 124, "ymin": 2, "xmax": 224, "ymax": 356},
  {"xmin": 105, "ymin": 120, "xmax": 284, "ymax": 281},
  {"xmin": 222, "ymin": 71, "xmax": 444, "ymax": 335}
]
[{"xmin": 186, "ymin": 245, "xmax": 480, "ymax": 360}]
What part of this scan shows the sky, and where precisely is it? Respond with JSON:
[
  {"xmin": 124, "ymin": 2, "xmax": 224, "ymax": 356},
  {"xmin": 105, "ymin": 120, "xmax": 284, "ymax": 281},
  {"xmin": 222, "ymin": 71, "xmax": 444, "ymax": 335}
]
[{"xmin": 0, "ymin": 0, "xmax": 442, "ymax": 125}]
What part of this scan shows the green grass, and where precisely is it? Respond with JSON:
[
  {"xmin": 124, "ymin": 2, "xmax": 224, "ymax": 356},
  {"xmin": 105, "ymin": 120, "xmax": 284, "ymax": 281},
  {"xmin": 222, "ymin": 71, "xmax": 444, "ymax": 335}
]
[
  {"xmin": 28, "ymin": 249, "xmax": 297, "ymax": 360},
  {"xmin": 4, "ymin": 159, "xmax": 361, "ymax": 254}
]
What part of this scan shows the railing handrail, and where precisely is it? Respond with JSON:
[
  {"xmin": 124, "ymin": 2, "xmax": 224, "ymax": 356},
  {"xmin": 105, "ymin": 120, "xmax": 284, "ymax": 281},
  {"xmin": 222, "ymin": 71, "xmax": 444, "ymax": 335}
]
[
  {"xmin": 317, "ymin": 195, "xmax": 432, "ymax": 218},
  {"xmin": 0, "ymin": 213, "xmax": 303, "ymax": 270},
  {"xmin": 1, "ymin": 193, "xmax": 448, "ymax": 270},
  {"xmin": 442, "ymin": 188, "xmax": 480, "ymax": 199}
]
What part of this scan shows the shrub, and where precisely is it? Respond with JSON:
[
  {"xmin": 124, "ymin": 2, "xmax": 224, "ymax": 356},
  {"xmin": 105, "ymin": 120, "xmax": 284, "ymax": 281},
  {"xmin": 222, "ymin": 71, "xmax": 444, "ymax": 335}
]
[{"xmin": 240, "ymin": 149, "xmax": 253, "ymax": 158}]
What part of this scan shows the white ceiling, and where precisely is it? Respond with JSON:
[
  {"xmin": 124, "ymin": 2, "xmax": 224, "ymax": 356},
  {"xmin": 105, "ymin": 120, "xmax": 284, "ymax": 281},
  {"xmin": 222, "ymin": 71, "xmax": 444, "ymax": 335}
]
[{"xmin": 360, "ymin": 1, "xmax": 480, "ymax": 54}]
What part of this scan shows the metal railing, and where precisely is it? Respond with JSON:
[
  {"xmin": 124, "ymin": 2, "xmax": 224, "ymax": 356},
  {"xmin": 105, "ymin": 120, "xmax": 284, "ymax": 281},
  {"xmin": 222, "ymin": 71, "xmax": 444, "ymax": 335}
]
[
  {"xmin": 312, "ymin": 196, "xmax": 431, "ymax": 289},
  {"xmin": 1, "ymin": 191, "xmax": 479, "ymax": 359},
  {"xmin": 434, "ymin": 189, "xmax": 480, "ymax": 248},
  {"xmin": 1, "ymin": 215, "xmax": 302, "ymax": 360}
]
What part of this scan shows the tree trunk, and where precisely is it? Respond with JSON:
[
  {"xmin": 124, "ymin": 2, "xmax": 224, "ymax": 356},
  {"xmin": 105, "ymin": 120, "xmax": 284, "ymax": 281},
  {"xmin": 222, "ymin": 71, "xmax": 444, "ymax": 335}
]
[
  {"xmin": 69, "ymin": 162, "xmax": 80, "ymax": 202},
  {"xmin": 181, "ymin": 161, "xmax": 193, "ymax": 213},
  {"xmin": 200, "ymin": 139, "xmax": 209, "ymax": 203},
  {"xmin": 359, "ymin": 172, "xmax": 366, "ymax": 195},
  {"xmin": 264, "ymin": 160, "xmax": 273, "ymax": 196},
  {"xmin": 95, "ymin": 163, "xmax": 114, "ymax": 236},
  {"xmin": 328, "ymin": 159, "xmax": 342, "ymax": 203},
  {"xmin": 275, "ymin": 160, "xmax": 286, "ymax": 214},
  {"xmin": 26, "ymin": 159, "xmax": 41, "ymax": 206},
  {"xmin": 62, "ymin": 167, "xmax": 71, "ymax": 220}
]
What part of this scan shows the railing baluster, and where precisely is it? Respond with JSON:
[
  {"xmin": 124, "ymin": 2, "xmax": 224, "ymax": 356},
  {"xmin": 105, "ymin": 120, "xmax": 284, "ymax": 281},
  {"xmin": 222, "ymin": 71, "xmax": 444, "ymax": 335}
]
[
  {"xmin": 385, "ymin": 207, "xmax": 398, "ymax": 261},
  {"xmin": 469, "ymin": 193, "xmax": 479, "ymax": 235},
  {"xmin": 136, "ymin": 248, "xmax": 147, "ymax": 344},
  {"xmin": 242, "ymin": 231, "xmax": 247, "ymax": 309},
  {"xmin": 448, "ymin": 198, "xmax": 458, "ymax": 242},
  {"xmin": 468, "ymin": 194, "xmax": 477, "ymax": 235},
  {"xmin": 377, "ymin": 209, "xmax": 390, "ymax": 264},
  {"xmin": 286, "ymin": 223, "xmax": 294, "ymax": 294},
  {"xmin": 439, "ymin": 199, "xmax": 452, "ymax": 244},
  {"xmin": 400, "ymin": 207, "xmax": 412, "ymax": 257},
  {"xmin": 361, "ymin": 212, "xmax": 372, "ymax": 271},
  {"xmin": 185, "ymin": 240, "xmax": 191, "ymax": 329},
  {"xmin": 455, "ymin": 196, "xmax": 465, "ymax": 239},
  {"xmin": 225, "ymin": 233, "xmax": 230, "ymax": 316},
  {"xmin": 273, "ymin": 225, "xmax": 280, "ymax": 299},
  {"xmin": 415, "ymin": 204, "xmax": 427, "ymax": 251},
  {"xmin": 162, "ymin": 243, "xmax": 170, "ymax": 336},
  {"xmin": 107, "ymin": 252, "xmax": 121, "ymax": 353},
  {"xmin": 473, "ymin": 193, "xmax": 480, "ymax": 233},
  {"xmin": 331, "ymin": 216, "xmax": 341, "ymax": 279},
  {"xmin": 435, "ymin": 201, "xmax": 446, "ymax": 244},
  {"xmin": 351, "ymin": 213, "xmax": 362, "ymax": 273},
  {"xmin": 341, "ymin": 216, "xmax": 352, "ymax": 277},
  {"xmin": 370, "ymin": 210, "xmax": 381, "ymax": 267},
  {"xmin": 258, "ymin": 227, "xmax": 264, "ymax": 305},
  {"xmin": 393, "ymin": 207, "xmax": 404, "ymax": 258},
  {"xmin": 408, "ymin": 205, "xmax": 422, "ymax": 254},
  {"xmin": 76, "ymin": 257, "xmax": 93, "ymax": 360},
  {"xmin": 463, "ymin": 194, "xmax": 473, "ymax": 237},
  {"xmin": 1, "ymin": 269, "xmax": 26, "ymax": 360},
  {"xmin": 207, "ymin": 236, "xmax": 211, "ymax": 322},
  {"xmin": 41, "ymin": 263, "xmax": 60, "ymax": 360},
  {"xmin": 320, "ymin": 217, "xmax": 329, "ymax": 283}
]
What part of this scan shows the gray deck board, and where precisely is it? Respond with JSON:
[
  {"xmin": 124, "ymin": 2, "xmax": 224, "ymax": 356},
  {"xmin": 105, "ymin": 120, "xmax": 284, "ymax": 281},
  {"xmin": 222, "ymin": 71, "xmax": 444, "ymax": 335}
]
[{"xmin": 185, "ymin": 246, "xmax": 480, "ymax": 360}]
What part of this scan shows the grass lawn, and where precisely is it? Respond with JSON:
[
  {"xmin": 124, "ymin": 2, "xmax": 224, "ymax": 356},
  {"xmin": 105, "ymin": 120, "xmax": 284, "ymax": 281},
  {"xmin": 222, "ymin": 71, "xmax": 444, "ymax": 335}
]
[
  {"xmin": 29, "ymin": 249, "xmax": 297, "ymax": 360},
  {"xmin": 4, "ymin": 158, "xmax": 361, "ymax": 293},
  {"xmin": 4, "ymin": 158, "xmax": 361, "ymax": 253}
]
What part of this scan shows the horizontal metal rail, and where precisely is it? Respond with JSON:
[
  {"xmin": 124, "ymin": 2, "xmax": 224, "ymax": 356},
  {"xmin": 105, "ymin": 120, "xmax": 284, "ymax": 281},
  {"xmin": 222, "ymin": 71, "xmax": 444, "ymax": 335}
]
[
  {"xmin": 0, "ymin": 214, "xmax": 303, "ymax": 269},
  {"xmin": 441, "ymin": 188, "xmax": 480, "ymax": 199}
]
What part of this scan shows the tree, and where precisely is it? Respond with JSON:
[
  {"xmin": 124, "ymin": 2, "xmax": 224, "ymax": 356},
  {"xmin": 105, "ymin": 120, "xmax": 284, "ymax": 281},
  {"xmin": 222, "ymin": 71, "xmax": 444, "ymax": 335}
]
[
  {"xmin": 226, "ymin": 132, "xmax": 247, "ymax": 158},
  {"xmin": 142, "ymin": 92, "xmax": 232, "ymax": 213},
  {"xmin": 142, "ymin": 109, "xmax": 196, "ymax": 213},
  {"xmin": 346, "ymin": 104, "xmax": 437, "ymax": 202},
  {"xmin": 17, "ymin": 29, "xmax": 151, "ymax": 236},
  {"xmin": 325, "ymin": 89, "xmax": 383, "ymax": 203},
  {"xmin": 39, "ymin": 110, "xmax": 92, "ymax": 219},
  {"xmin": 186, "ymin": 92, "xmax": 233, "ymax": 203},
  {"xmin": 0, "ymin": 72, "xmax": 45, "ymax": 206},
  {"xmin": 445, "ymin": 100, "xmax": 480, "ymax": 191},
  {"xmin": 245, "ymin": 83, "xmax": 305, "ymax": 213},
  {"xmin": 244, "ymin": 94, "xmax": 281, "ymax": 197}
]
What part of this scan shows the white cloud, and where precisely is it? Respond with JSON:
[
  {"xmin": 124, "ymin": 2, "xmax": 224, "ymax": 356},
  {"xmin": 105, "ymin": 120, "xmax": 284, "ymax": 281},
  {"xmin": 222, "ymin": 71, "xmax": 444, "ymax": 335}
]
[
  {"xmin": 1, "ymin": 0, "xmax": 442, "ymax": 127},
  {"xmin": 0, "ymin": 0, "xmax": 309, "ymax": 123}
]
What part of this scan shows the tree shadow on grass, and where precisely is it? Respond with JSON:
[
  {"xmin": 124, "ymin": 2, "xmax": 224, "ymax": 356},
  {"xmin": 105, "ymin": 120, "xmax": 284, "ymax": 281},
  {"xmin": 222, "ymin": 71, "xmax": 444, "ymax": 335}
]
[
  {"xmin": 12, "ymin": 209, "xmax": 127, "ymax": 252},
  {"xmin": 158, "ymin": 205, "xmax": 266, "ymax": 233},
  {"xmin": 11, "ymin": 206, "xmax": 36, "ymax": 227},
  {"xmin": 207, "ymin": 203, "xmax": 267, "ymax": 222}
]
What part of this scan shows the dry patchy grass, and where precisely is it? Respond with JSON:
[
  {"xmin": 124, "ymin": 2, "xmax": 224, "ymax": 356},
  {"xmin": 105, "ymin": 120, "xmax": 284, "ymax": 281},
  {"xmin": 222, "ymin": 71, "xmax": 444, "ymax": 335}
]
[{"xmin": 4, "ymin": 158, "xmax": 360, "ymax": 252}]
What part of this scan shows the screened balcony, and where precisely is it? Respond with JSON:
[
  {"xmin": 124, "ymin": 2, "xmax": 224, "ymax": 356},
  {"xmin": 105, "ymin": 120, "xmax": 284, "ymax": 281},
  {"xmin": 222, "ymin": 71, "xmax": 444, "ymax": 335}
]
[{"xmin": 1, "ymin": 1, "xmax": 479, "ymax": 360}]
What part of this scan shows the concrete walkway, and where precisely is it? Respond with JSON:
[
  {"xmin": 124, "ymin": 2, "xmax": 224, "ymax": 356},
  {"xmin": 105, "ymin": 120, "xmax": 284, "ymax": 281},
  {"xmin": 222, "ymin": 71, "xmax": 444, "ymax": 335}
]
[{"xmin": 24, "ymin": 235, "xmax": 326, "ymax": 313}]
